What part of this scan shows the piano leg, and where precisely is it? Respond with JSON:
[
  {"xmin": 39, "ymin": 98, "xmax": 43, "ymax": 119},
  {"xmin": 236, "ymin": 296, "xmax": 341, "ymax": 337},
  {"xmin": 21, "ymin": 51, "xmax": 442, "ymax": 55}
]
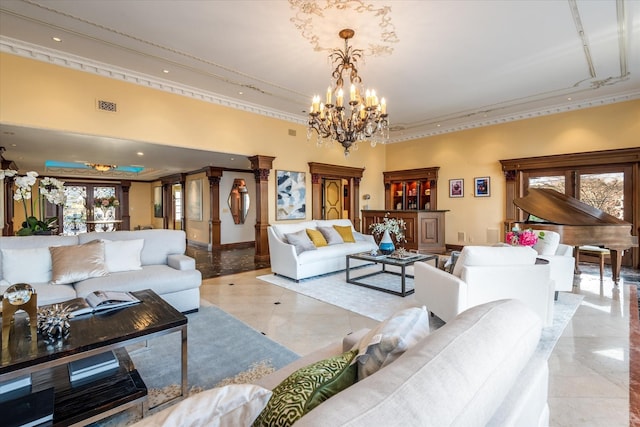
[{"xmin": 610, "ymin": 249, "xmax": 622, "ymax": 283}]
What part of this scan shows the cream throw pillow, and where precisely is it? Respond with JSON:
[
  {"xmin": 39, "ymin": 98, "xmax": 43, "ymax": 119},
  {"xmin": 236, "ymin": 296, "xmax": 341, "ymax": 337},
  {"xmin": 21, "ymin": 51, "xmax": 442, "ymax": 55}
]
[
  {"xmin": 1, "ymin": 247, "xmax": 52, "ymax": 284},
  {"xmin": 353, "ymin": 306, "xmax": 430, "ymax": 380},
  {"xmin": 131, "ymin": 384, "xmax": 272, "ymax": 427},
  {"xmin": 103, "ymin": 239, "xmax": 144, "ymax": 273},
  {"xmin": 50, "ymin": 241, "xmax": 108, "ymax": 285}
]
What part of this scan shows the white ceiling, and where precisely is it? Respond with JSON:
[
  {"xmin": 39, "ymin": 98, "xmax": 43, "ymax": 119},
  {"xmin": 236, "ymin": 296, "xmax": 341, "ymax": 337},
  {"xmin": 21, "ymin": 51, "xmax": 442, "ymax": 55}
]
[{"xmin": 0, "ymin": 0, "xmax": 639, "ymax": 180}]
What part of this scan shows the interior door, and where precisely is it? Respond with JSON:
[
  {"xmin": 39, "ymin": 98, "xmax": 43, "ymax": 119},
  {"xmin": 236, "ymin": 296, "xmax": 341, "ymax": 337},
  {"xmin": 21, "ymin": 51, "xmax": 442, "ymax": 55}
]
[{"xmin": 323, "ymin": 179, "xmax": 342, "ymax": 220}]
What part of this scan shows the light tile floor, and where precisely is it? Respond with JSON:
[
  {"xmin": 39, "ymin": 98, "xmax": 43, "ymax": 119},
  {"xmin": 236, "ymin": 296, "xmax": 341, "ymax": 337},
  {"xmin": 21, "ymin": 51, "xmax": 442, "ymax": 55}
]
[{"xmin": 200, "ymin": 264, "xmax": 634, "ymax": 426}]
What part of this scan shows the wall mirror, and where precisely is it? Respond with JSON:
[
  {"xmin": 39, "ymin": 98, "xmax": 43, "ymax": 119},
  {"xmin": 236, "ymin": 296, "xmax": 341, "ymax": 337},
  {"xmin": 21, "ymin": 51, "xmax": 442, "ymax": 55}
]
[{"xmin": 228, "ymin": 178, "xmax": 250, "ymax": 224}]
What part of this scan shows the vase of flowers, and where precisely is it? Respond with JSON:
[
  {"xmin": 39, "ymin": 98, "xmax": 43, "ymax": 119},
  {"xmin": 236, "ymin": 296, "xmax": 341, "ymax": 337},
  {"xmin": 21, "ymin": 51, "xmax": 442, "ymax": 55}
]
[
  {"xmin": 94, "ymin": 196, "xmax": 120, "ymax": 220},
  {"xmin": 505, "ymin": 227, "xmax": 539, "ymax": 247},
  {"xmin": 369, "ymin": 213, "xmax": 406, "ymax": 255},
  {"xmin": 1, "ymin": 169, "xmax": 66, "ymax": 236}
]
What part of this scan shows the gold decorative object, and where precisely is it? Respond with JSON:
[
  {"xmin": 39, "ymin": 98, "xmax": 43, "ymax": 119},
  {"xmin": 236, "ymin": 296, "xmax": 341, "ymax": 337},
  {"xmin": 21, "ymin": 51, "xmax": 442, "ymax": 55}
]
[{"xmin": 2, "ymin": 283, "xmax": 38, "ymax": 351}]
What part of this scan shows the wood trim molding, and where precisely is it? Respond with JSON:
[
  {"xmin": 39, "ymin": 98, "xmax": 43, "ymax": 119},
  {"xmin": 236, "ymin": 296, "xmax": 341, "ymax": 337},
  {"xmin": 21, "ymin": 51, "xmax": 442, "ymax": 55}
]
[
  {"xmin": 308, "ymin": 162, "xmax": 365, "ymax": 178},
  {"xmin": 249, "ymin": 155, "xmax": 275, "ymax": 263},
  {"xmin": 500, "ymin": 147, "xmax": 640, "ymax": 171},
  {"xmin": 383, "ymin": 167, "xmax": 439, "ymax": 183}
]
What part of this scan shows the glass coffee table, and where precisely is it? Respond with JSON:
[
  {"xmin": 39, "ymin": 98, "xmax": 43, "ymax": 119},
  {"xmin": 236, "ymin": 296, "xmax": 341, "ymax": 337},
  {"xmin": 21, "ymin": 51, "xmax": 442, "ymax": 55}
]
[
  {"xmin": 346, "ymin": 252, "xmax": 438, "ymax": 297},
  {"xmin": 0, "ymin": 289, "xmax": 187, "ymax": 426}
]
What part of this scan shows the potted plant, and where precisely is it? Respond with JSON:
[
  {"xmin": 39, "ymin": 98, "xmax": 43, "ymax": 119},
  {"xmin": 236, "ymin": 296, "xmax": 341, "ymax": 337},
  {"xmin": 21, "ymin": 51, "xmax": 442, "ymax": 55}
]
[{"xmin": 1, "ymin": 169, "xmax": 66, "ymax": 236}]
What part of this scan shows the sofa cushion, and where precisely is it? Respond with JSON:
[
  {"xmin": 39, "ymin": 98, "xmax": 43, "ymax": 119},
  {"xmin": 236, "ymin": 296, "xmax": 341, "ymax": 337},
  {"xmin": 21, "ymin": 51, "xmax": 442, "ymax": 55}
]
[
  {"xmin": 50, "ymin": 241, "xmax": 108, "ymax": 285},
  {"xmin": 353, "ymin": 306, "xmax": 430, "ymax": 379},
  {"xmin": 131, "ymin": 384, "xmax": 272, "ymax": 427},
  {"xmin": 73, "ymin": 265, "xmax": 202, "ymax": 298},
  {"xmin": 1, "ymin": 247, "xmax": 52, "ymax": 284},
  {"xmin": 270, "ymin": 221, "xmax": 318, "ymax": 243},
  {"xmin": 317, "ymin": 226, "xmax": 344, "ymax": 245},
  {"xmin": 78, "ymin": 230, "xmax": 186, "ymax": 266},
  {"xmin": 0, "ymin": 235, "xmax": 78, "ymax": 282},
  {"xmin": 103, "ymin": 239, "xmax": 144, "ymax": 273},
  {"xmin": 254, "ymin": 349, "xmax": 358, "ymax": 427},
  {"xmin": 533, "ymin": 230, "xmax": 560, "ymax": 255},
  {"xmin": 305, "ymin": 229, "xmax": 328, "ymax": 248},
  {"xmin": 452, "ymin": 245, "xmax": 537, "ymax": 278},
  {"xmin": 285, "ymin": 230, "xmax": 317, "ymax": 255},
  {"xmin": 333, "ymin": 225, "xmax": 355, "ymax": 243}
]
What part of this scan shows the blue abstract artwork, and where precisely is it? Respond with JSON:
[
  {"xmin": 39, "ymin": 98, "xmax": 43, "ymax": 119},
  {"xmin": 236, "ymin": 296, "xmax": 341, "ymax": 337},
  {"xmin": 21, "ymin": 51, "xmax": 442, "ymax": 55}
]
[{"xmin": 276, "ymin": 170, "xmax": 306, "ymax": 220}]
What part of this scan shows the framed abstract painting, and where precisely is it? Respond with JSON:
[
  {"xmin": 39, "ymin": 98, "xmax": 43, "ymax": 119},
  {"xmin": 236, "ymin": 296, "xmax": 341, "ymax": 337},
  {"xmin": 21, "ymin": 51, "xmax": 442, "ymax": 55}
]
[{"xmin": 276, "ymin": 170, "xmax": 306, "ymax": 220}]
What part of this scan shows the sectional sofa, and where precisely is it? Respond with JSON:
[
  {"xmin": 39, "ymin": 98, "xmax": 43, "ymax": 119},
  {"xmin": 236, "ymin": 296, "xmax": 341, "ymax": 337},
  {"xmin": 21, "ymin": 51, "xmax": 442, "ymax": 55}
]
[{"xmin": 0, "ymin": 229, "xmax": 201, "ymax": 312}]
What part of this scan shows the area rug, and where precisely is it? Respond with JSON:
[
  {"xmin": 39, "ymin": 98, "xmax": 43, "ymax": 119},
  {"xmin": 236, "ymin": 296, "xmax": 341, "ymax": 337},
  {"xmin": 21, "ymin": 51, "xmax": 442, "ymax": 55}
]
[
  {"xmin": 94, "ymin": 305, "xmax": 299, "ymax": 426},
  {"xmin": 257, "ymin": 269, "xmax": 584, "ymax": 360},
  {"xmin": 258, "ymin": 266, "xmax": 419, "ymax": 322}
]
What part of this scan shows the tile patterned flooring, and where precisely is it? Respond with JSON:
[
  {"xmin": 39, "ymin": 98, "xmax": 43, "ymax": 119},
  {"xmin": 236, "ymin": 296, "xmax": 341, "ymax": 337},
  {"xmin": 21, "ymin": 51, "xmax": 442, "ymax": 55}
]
[{"xmin": 196, "ymin": 247, "xmax": 636, "ymax": 426}]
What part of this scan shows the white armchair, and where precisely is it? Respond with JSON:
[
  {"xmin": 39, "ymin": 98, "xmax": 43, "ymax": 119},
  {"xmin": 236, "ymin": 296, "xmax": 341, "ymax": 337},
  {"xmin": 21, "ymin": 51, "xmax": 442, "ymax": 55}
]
[
  {"xmin": 414, "ymin": 246, "xmax": 554, "ymax": 326},
  {"xmin": 531, "ymin": 230, "xmax": 575, "ymax": 296}
]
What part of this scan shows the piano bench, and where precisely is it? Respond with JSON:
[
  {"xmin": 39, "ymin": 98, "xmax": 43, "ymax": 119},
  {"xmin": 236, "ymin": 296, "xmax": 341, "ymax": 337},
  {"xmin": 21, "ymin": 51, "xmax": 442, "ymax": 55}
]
[{"xmin": 577, "ymin": 245, "xmax": 610, "ymax": 280}]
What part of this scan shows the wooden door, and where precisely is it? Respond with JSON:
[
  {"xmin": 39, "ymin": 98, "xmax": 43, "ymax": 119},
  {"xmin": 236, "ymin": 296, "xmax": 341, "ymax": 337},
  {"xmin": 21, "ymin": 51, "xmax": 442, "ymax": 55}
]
[{"xmin": 323, "ymin": 179, "xmax": 342, "ymax": 220}]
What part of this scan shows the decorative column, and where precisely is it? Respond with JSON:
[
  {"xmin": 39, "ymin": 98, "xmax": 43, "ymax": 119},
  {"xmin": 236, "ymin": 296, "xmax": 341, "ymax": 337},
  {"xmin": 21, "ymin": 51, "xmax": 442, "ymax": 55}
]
[
  {"xmin": 206, "ymin": 167, "xmax": 223, "ymax": 249},
  {"xmin": 120, "ymin": 180, "xmax": 131, "ymax": 231},
  {"xmin": 351, "ymin": 177, "xmax": 361, "ymax": 231},
  {"xmin": 503, "ymin": 169, "xmax": 517, "ymax": 233},
  {"xmin": 161, "ymin": 182, "xmax": 170, "ymax": 229},
  {"xmin": 310, "ymin": 173, "xmax": 322, "ymax": 220},
  {"xmin": 1, "ymin": 152, "xmax": 17, "ymax": 236},
  {"xmin": 249, "ymin": 155, "xmax": 276, "ymax": 263}
]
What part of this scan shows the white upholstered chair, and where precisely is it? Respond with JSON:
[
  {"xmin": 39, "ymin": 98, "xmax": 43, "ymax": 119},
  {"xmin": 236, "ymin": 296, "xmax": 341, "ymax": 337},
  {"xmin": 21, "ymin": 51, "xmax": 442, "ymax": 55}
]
[
  {"xmin": 414, "ymin": 246, "xmax": 554, "ymax": 326},
  {"xmin": 531, "ymin": 230, "xmax": 575, "ymax": 296}
]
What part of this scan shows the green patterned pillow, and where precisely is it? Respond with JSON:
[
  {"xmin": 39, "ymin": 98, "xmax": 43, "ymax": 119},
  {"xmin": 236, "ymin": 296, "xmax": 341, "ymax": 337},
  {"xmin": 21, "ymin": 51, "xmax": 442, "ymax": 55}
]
[{"xmin": 253, "ymin": 350, "xmax": 358, "ymax": 426}]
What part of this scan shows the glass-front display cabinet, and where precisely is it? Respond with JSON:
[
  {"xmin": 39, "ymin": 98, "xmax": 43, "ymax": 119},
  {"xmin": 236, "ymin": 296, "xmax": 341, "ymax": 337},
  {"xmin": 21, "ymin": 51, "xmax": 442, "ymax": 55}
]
[{"xmin": 384, "ymin": 167, "xmax": 439, "ymax": 211}]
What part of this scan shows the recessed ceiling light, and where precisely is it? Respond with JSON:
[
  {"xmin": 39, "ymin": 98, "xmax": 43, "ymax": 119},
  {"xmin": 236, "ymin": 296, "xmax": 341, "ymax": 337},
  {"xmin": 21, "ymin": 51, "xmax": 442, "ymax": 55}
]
[
  {"xmin": 436, "ymin": 124, "xmax": 441, "ymax": 127},
  {"xmin": 52, "ymin": 37, "xmax": 62, "ymax": 42},
  {"xmin": 163, "ymin": 69, "xmax": 169, "ymax": 74},
  {"xmin": 137, "ymin": 152, "xmax": 144, "ymax": 156},
  {"xmin": 567, "ymin": 97, "xmax": 572, "ymax": 101},
  {"xmin": 238, "ymin": 91, "xmax": 243, "ymax": 95},
  {"xmin": 230, "ymin": 157, "xmax": 235, "ymax": 161}
]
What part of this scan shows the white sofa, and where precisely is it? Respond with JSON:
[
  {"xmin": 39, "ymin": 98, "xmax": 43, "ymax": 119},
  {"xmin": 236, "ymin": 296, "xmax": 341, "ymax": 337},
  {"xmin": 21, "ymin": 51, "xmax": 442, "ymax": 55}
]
[
  {"xmin": 0, "ymin": 229, "xmax": 201, "ymax": 312},
  {"xmin": 267, "ymin": 219, "xmax": 378, "ymax": 281},
  {"xmin": 134, "ymin": 299, "xmax": 548, "ymax": 427},
  {"xmin": 414, "ymin": 246, "xmax": 555, "ymax": 326}
]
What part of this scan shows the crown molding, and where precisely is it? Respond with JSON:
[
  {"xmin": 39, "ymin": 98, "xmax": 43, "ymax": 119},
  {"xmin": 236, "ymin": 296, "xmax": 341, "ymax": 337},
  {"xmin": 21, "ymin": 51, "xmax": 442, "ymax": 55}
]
[{"xmin": 0, "ymin": 36, "xmax": 307, "ymax": 126}]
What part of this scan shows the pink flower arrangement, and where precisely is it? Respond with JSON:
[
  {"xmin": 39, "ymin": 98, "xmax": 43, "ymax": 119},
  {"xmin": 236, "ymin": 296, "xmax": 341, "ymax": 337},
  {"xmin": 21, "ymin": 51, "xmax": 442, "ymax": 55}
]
[{"xmin": 505, "ymin": 228, "xmax": 538, "ymax": 247}]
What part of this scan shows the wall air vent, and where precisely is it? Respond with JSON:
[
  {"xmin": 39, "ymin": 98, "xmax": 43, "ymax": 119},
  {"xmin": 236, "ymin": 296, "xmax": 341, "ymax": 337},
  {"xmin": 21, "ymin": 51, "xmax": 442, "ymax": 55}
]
[{"xmin": 97, "ymin": 99, "xmax": 117, "ymax": 112}]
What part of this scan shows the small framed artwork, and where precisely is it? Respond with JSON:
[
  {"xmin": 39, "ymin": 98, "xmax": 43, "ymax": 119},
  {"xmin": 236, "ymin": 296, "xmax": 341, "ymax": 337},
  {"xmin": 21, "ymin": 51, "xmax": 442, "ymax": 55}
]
[
  {"xmin": 276, "ymin": 170, "xmax": 306, "ymax": 220},
  {"xmin": 474, "ymin": 177, "xmax": 491, "ymax": 197},
  {"xmin": 449, "ymin": 179, "xmax": 464, "ymax": 198}
]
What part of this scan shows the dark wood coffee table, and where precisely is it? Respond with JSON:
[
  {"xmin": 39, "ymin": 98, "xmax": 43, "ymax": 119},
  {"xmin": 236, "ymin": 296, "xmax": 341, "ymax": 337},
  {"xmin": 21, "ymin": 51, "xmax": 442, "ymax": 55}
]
[
  {"xmin": 346, "ymin": 252, "xmax": 438, "ymax": 297},
  {"xmin": 0, "ymin": 289, "xmax": 188, "ymax": 426}
]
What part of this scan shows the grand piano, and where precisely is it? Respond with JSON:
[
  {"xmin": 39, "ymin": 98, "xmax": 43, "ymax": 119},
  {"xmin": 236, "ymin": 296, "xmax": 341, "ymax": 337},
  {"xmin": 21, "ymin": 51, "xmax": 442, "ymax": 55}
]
[{"xmin": 513, "ymin": 188, "xmax": 638, "ymax": 283}]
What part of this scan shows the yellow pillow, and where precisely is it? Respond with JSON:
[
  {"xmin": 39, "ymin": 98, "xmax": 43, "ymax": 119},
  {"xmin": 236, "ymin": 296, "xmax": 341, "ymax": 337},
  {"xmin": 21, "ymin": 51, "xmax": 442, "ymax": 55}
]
[
  {"xmin": 333, "ymin": 225, "xmax": 355, "ymax": 243},
  {"xmin": 306, "ymin": 229, "xmax": 328, "ymax": 247}
]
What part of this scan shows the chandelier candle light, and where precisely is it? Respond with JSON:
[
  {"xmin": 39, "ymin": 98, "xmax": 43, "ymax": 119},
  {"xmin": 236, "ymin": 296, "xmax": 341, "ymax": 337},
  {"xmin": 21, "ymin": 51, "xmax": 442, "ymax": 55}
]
[{"xmin": 307, "ymin": 29, "xmax": 389, "ymax": 156}]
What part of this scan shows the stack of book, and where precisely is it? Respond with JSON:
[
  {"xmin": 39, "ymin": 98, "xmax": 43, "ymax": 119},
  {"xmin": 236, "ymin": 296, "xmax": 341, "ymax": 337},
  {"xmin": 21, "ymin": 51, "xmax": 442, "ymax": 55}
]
[
  {"xmin": 0, "ymin": 387, "xmax": 54, "ymax": 427},
  {"xmin": 69, "ymin": 351, "xmax": 119, "ymax": 383}
]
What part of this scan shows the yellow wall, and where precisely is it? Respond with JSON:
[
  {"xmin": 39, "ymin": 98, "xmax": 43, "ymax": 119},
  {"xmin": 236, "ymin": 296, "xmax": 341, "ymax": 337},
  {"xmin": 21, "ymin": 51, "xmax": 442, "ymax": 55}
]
[
  {"xmin": 385, "ymin": 100, "xmax": 640, "ymax": 245},
  {"xmin": 2, "ymin": 53, "xmax": 638, "ymax": 244},
  {"xmin": 129, "ymin": 182, "xmax": 152, "ymax": 229},
  {"xmin": 0, "ymin": 53, "xmax": 387, "ymax": 236}
]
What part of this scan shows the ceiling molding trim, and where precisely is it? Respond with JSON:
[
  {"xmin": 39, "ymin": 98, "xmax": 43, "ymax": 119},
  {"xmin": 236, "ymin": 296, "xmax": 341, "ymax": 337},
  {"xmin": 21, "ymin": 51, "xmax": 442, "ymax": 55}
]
[
  {"xmin": 0, "ymin": 36, "xmax": 307, "ymax": 126},
  {"xmin": 387, "ymin": 91, "xmax": 640, "ymax": 143}
]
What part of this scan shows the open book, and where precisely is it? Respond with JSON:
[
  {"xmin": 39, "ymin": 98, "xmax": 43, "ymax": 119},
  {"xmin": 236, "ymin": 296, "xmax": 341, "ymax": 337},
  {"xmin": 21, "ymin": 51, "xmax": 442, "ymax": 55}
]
[{"xmin": 62, "ymin": 291, "xmax": 141, "ymax": 317}]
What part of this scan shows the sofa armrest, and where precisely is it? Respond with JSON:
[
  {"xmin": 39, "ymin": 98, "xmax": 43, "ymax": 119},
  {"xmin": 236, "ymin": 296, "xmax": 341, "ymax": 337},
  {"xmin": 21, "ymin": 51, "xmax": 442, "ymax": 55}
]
[
  {"xmin": 168, "ymin": 254, "xmax": 196, "ymax": 270},
  {"xmin": 267, "ymin": 227, "xmax": 301, "ymax": 279},
  {"xmin": 343, "ymin": 328, "xmax": 370, "ymax": 352},
  {"xmin": 414, "ymin": 261, "xmax": 468, "ymax": 323}
]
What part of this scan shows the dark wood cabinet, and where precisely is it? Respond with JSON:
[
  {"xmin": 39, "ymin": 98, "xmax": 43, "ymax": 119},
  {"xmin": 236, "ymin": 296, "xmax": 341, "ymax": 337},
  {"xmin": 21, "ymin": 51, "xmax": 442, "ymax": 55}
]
[
  {"xmin": 383, "ymin": 167, "xmax": 439, "ymax": 211},
  {"xmin": 362, "ymin": 210, "xmax": 447, "ymax": 253}
]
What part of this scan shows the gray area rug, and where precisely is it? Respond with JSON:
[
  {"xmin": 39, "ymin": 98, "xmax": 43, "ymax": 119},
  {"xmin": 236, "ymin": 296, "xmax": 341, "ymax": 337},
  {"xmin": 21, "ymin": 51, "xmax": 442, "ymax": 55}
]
[
  {"xmin": 129, "ymin": 305, "xmax": 299, "ymax": 393},
  {"xmin": 92, "ymin": 305, "xmax": 299, "ymax": 426}
]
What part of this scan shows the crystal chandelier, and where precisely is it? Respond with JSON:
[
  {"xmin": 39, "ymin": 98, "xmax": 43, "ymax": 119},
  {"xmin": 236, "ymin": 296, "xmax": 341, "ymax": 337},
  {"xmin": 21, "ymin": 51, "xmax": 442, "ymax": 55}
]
[{"xmin": 307, "ymin": 29, "xmax": 389, "ymax": 156}]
